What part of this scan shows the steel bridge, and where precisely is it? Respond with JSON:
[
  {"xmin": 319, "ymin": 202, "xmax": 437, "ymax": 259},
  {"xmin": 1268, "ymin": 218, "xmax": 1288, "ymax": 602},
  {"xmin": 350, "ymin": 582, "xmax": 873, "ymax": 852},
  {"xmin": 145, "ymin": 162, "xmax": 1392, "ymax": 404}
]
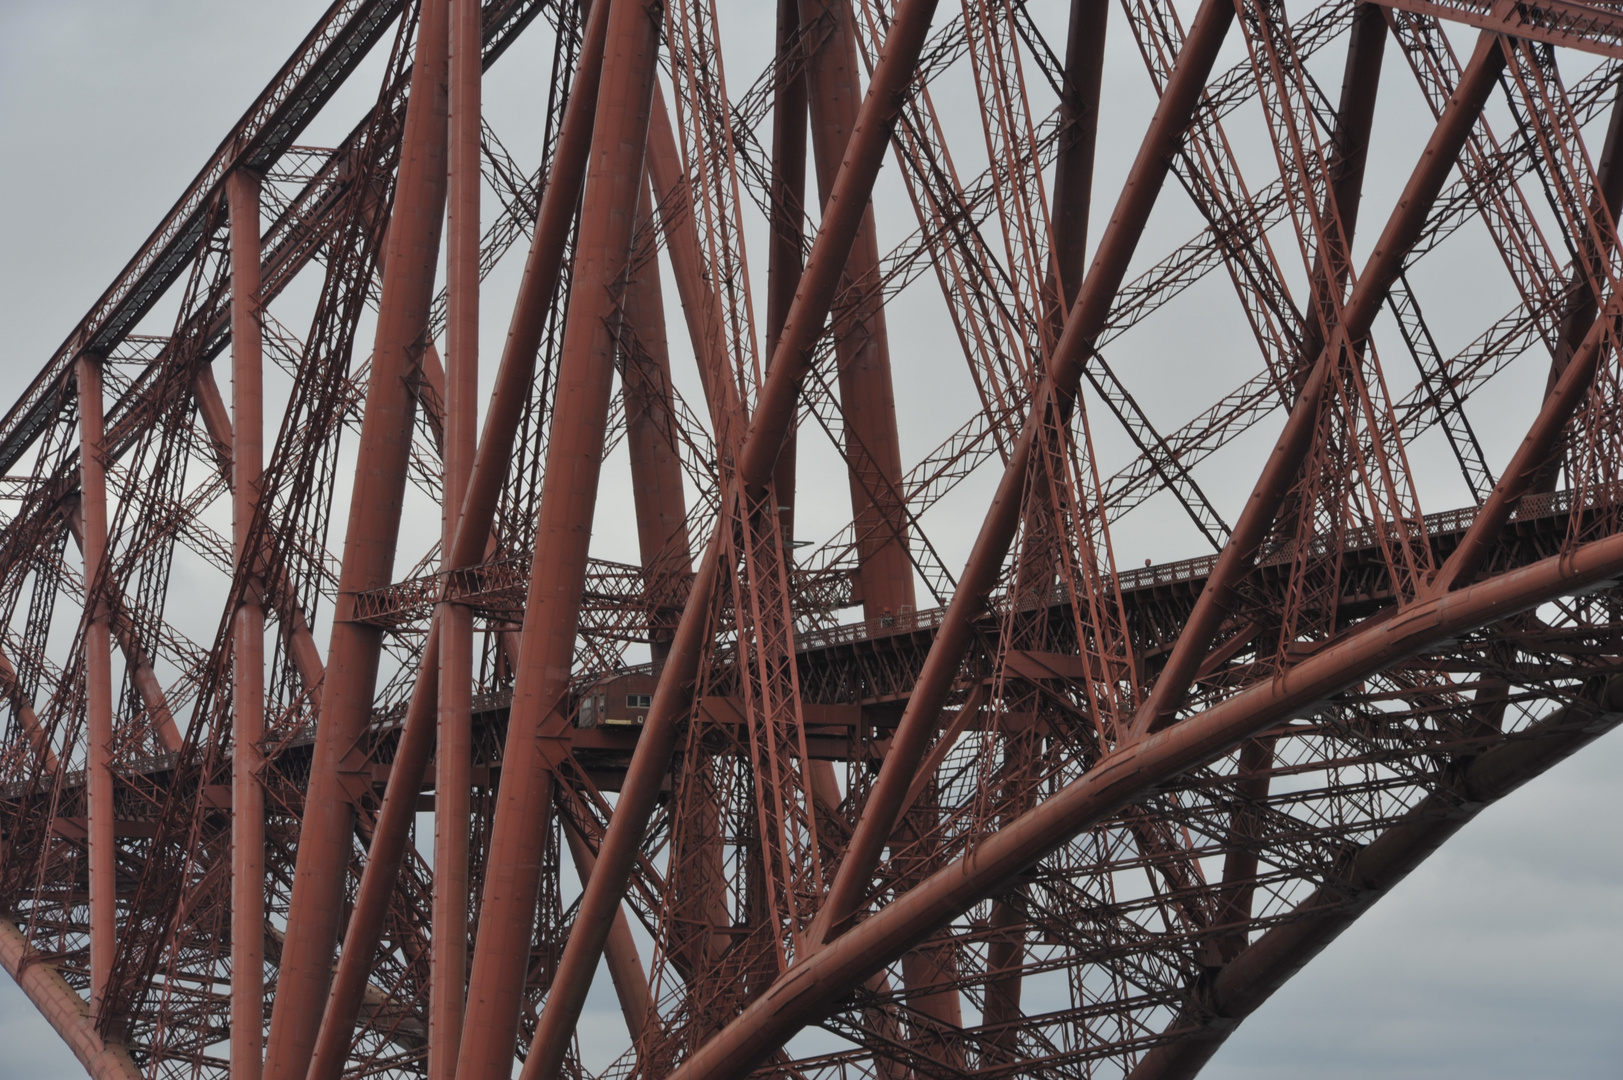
[{"xmin": 2, "ymin": 0, "xmax": 1623, "ymax": 1079}]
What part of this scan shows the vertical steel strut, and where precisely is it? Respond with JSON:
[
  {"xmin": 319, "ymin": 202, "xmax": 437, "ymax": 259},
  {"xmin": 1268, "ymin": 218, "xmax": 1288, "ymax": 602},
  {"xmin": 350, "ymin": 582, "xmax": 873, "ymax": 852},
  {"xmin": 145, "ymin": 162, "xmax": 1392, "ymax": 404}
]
[
  {"xmin": 802, "ymin": 0, "xmax": 916, "ymax": 622},
  {"xmin": 460, "ymin": 3, "xmax": 662, "ymax": 1077},
  {"xmin": 226, "ymin": 165, "xmax": 267, "ymax": 1080},
  {"xmin": 264, "ymin": 1, "xmax": 450, "ymax": 1073},
  {"xmin": 77, "ymin": 354, "xmax": 116, "ymax": 1023},
  {"xmin": 524, "ymin": 2, "xmax": 946, "ymax": 1069},
  {"xmin": 305, "ymin": 3, "xmax": 618, "ymax": 1072},
  {"xmin": 430, "ymin": 0, "xmax": 482, "ymax": 1075}
]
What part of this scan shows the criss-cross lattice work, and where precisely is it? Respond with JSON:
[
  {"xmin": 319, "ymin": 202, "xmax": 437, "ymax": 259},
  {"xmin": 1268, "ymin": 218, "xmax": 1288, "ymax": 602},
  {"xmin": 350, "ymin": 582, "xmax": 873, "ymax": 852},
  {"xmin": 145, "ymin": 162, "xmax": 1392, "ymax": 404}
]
[{"xmin": 3, "ymin": 1, "xmax": 1623, "ymax": 1079}]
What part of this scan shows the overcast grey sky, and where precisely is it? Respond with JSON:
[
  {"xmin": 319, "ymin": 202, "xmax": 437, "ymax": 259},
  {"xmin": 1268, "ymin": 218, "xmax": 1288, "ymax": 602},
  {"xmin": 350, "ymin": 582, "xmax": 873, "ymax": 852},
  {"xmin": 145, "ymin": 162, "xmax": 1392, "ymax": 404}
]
[{"xmin": 1, "ymin": 2, "xmax": 1621, "ymax": 1078}]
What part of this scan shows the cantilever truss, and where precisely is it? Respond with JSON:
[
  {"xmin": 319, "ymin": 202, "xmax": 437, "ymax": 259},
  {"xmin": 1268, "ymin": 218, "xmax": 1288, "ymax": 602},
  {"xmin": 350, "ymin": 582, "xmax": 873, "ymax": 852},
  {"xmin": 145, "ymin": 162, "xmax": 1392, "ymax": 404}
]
[{"xmin": 4, "ymin": 0, "xmax": 1623, "ymax": 1078}]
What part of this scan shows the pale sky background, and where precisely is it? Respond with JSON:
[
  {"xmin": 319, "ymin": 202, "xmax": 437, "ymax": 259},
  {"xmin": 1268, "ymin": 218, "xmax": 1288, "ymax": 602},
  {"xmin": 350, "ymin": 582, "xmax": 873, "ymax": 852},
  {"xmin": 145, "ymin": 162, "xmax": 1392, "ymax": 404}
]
[{"xmin": 1, "ymin": 1, "xmax": 1621, "ymax": 1077}]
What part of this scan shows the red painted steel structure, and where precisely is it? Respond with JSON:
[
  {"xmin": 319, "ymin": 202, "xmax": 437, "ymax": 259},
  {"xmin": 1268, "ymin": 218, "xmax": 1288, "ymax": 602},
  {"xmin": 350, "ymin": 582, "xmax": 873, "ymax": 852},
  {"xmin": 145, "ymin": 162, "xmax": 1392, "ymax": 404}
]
[{"xmin": 4, "ymin": 1, "xmax": 1623, "ymax": 1079}]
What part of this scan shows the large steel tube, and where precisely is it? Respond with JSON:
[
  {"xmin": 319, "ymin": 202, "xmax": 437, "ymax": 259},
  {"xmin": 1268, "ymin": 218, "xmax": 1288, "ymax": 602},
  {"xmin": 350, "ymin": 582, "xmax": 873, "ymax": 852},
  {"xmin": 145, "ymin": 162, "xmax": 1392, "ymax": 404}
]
[
  {"xmin": 801, "ymin": 0, "xmax": 915, "ymax": 621},
  {"xmin": 305, "ymin": 622, "xmax": 439, "ymax": 1080},
  {"xmin": 1196, "ymin": 4, "xmax": 1387, "ymax": 962},
  {"xmin": 813, "ymin": 0, "xmax": 1238, "ymax": 945},
  {"xmin": 1125, "ymin": 677, "xmax": 1623, "ymax": 1080},
  {"xmin": 1530, "ymin": 80, "xmax": 1623, "ymax": 492},
  {"xmin": 457, "ymin": 2, "xmax": 662, "ymax": 1076},
  {"xmin": 1434, "ymin": 290, "xmax": 1619, "ymax": 592},
  {"xmin": 77, "ymin": 354, "xmax": 116, "ymax": 1023},
  {"xmin": 1050, "ymin": 0, "xmax": 1109, "ymax": 309},
  {"xmin": 430, "ymin": 0, "xmax": 482, "ymax": 1074},
  {"xmin": 665, "ymin": 525, "xmax": 1623, "ymax": 1080},
  {"xmin": 766, "ymin": 0, "xmax": 808, "ymax": 542},
  {"xmin": 191, "ymin": 368, "xmax": 327, "ymax": 696},
  {"xmin": 644, "ymin": 88, "xmax": 745, "ymax": 429},
  {"xmin": 1291, "ymin": 0, "xmax": 1388, "ymax": 386},
  {"xmin": 561, "ymin": 819, "xmax": 654, "ymax": 1043},
  {"xmin": 0, "ymin": 644, "xmax": 57, "ymax": 771},
  {"xmin": 450, "ymin": 0, "xmax": 612, "ymax": 569},
  {"xmin": 623, "ymin": 174, "xmax": 693, "ymax": 657},
  {"xmin": 227, "ymin": 165, "xmax": 267, "ymax": 1080},
  {"xmin": 1131, "ymin": 28, "xmax": 1507, "ymax": 735},
  {"xmin": 59, "ymin": 514, "xmax": 182, "ymax": 756},
  {"xmin": 983, "ymin": 0, "xmax": 1112, "ymax": 1031},
  {"xmin": 0, "ymin": 919, "xmax": 141, "ymax": 1080},
  {"xmin": 262, "ymin": 0, "xmax": 450, "ymax": 1072},
  {"xmin": 526, "ymin": 2, "xmax": 945, "ymax": 1065},
  {"xmin": 303, "ymin": 2, "xmax": 617, "ymax": 1067}
]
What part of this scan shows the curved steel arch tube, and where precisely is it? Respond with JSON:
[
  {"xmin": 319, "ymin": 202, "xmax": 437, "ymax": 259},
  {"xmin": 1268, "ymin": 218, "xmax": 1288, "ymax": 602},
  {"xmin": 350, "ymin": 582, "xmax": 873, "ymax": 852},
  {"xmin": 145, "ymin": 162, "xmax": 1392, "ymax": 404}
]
[{"xmin": 665, "ymin": 526, "xmax": 1623, "ymax": 1080}]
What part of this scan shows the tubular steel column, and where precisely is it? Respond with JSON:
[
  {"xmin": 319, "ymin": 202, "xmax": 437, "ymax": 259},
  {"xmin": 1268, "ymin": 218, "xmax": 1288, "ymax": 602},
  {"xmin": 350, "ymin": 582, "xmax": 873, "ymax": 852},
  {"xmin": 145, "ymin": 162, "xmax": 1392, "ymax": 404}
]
[
  {"xmin": 1201, "ymin": 4, "xmax": 1386, "ymax": 961},
  {"xmin": 1050, "ymin": 0, "xmax": 1108, "ymax": 308},
  {"xmin": 1529, "ymin": 79, "xmax": 1623, "ymax": 492},
  {"xmin": 801, "ymin": 0, "xmax": 915, "ymax": 621},
  {"xmin": 811, "ymin": 0, "xmax": 1237, "ymax": 948},
  {"xmin": 263, "ymin": 1, "xmax": 449, "ymax": 1074},
  {"xmin": 561, "ymin": 821, "xmax": 653, "ymax": 1043},
  {"xmin": 191, "ymin": 368, "xmax": 327, "ymax": 696},
  {"xmin": 0, "ymin": 646, "xmax": 57, "ymax": 771},
  {"xmin": 431, "ymin": 0, "xmax": 480, "ymax": 1075},
  {"xmin": 227, "ymin": 165, "xmax": 266, "ymax": 1080},
  {"xmin": 302, "ymin": 4, "xmax": 615, "ymax": 1070},
  {"xmin": 645, "ymin": 90, "xmax": 744, "ymax": 425},
  {"xmin": 1130, "ymin": 29, "xmax": 1506, "ymax": 736},
  {"xmin": 528, "ymin": 1, "xmax": 945, "ymax": 1065},
  {"xmin": 624, "ymin": 175, "xmax": 692, "ymax": 662},
  {"xmin": 1288, "ymin": 0, "xmax": 1387, "ymax": 389},
  {"xmin": 457, "ymin": 3, "xmax": 661, "ymax": 1077},
  {"xmin": 57, "ymin": 513, "xmax": 183, "ymax": 758},
  {"xmin": 77, "ymin": 353, "xmax": 115, "ymax": 1023},
  {"xmin": 663, "ymin": 527, "xmax": 1623, "ymax": 1080}
]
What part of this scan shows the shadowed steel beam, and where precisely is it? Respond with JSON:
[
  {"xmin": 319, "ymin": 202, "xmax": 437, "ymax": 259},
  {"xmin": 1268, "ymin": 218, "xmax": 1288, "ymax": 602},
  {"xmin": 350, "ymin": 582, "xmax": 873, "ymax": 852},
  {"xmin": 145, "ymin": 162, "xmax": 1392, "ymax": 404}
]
[
  {"xmin": 812, "ymin": 0, "xmax": 1239, "ymax": 946},
  {"xmin": 1126, "ymin": 677, "xmax": 1623, "ymax": 1080},
  {"xmin": 1531, "ymin": 78, "xmax": 1623, "ymax": 492},
  {"xmin": 562, "ymin": 816, "xmax": 654, "ymax": 1043},
  {"xmin": 524, "ymin": 0, "xmax": 945, "ymax": 1068},
  {"xmin": 802, "ymin": 0, "xmax": 915, "ymax": 621},
  {"xmin": 665, "ymin": 526, "xmax": 1623, "ymax": 1080},
  {"xmin": 76, "ymin": 354, "xmax": 116, "ymax": 1023},
  {"xmin": 305, "ymin": 2, "xmax": 616, "ymax": 1071},
  {"xmin": 0, "ymin": 919, "xmax": 142, "ymax": 1080},
  {"xmin": 463, "ymin": 1, "xmax": 662, "ymax": 1076},
  {"xmin": 1292, "ymin": 0, "xmax": 1387, "ymax": 385},
  {"xmin": 767, "ymin": 0, "xmax": 808, "ymax": 542},
  {"xmin": 227, "ymin": 165, "xmax": 267, "ymax": 1080},
  {"xmin": 0, "ymin": 645, "xmax": 57, "ymax": 772},
  {"xmin": 1369, "ymin": 0, "xmax": 1623, "ymax": 60},
  {"xmin": 263, "ymin": 0, "xmax": 450, "ymax": 1072},
  {"xmin": 1051, "ymin": 0, "xmax": 1109, "ymax": 309},
  {"xmin": 1132, "ymin": 28, "xmax": 1507, "ymax": 736},
  {"xmin": 645, "ymin": 86, "xmax": 745, "ymax": 427},
  {"xmin": 624, "ymin": 173, "xmax": 693, "ymax": 653},
  {"xmin": 430, "ymin": 0, "xmax": 481, "ymax": 1075}
]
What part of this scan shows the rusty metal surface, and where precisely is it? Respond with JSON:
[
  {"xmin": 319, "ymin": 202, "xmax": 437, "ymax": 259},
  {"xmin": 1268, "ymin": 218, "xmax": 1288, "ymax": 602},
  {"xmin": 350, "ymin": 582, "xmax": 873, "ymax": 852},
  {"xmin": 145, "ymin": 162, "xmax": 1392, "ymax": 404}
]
[{"xmin": 4, "ymin": 0, "xmax": 1623, "ymax": 1078}]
